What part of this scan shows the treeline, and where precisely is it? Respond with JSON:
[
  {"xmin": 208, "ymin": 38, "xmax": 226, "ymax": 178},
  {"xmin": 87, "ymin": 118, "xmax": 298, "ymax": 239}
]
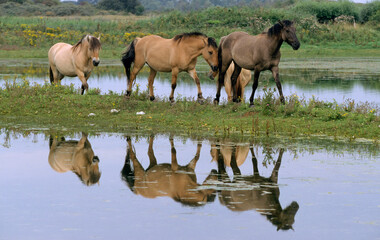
[{"xmin": 1, "ymin": 0, "xmax": 380, "ymax": 24}]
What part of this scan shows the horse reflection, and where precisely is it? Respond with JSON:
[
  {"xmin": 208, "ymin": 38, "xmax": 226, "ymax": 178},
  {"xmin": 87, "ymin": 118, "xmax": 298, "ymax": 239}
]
[
  {"xmin": 212, "ymin": 145, "xmax": 299, "ymax": 231},
  {"xmin": 121, "ymin": 136, "xmax": 217, "ymax": 206},
  {"xmin": 48, "ymin": 133, "xmax": 101, "ymax": 186}
]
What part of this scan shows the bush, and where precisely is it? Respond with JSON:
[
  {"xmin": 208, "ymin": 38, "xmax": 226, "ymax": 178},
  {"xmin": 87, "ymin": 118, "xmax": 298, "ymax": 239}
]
[
  {"xmin": 360, "ymin": 1, "xmax": 380, "ymax": 23},
  {"xmin": 294, "ymin": 0, "xmax": 359, "ymax": 23}
]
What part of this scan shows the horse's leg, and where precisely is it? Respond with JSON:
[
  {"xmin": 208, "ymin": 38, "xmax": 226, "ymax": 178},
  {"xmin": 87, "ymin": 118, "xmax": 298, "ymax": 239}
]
[
  {"xmin": 126, "ymin": 137, "xmax": 145, "ymax": 178},
  {"xmin": 81, "ymin": 72, "xmax": 92, "ymax": 95},
  {"xmin": 147, "ymin": 135, "xmax": 157, "ymax": 170},
  {"xmin": 272, "ymin": 66, "xmax": 285, "ymax": 104},
  {"xmin": 270, "ymin": 148, "xmax": 284, "ymax": 183},
  {"xmin": 214, "ymin": 60, "xmax": 232, "ymax": 105},
  {"xmin": 224, "ymin": 70, "xmax": 233, "ymax": 102},
  {"xmin": 49, "ymin": 65, "xmax": 61, "ymax": 85},
  {"xmin": 230, "ymin": 146, "xmax": 241, "ymax": 176},
  {"xmin": 169, "ymin": 68, "xmax": 179, "ymax": 103},
  {"xmin": 170, "ymin": 137, "xmax": 179, "ymax": 171},
  {"xmin": 250, "ymin": 147, "xmax": 260, "ymax": 177},
  {"xmin": 76, "ymin": 71, "xmax": 88, "ymax": 95},
  {"xmin": 187, "ymin": 142, "xmax": 202, "ymax": 170},
  {"xmin": 126, "ymin": 61, "xmax": 144, "ymax": 97},
  {"xmin": 188, "ymin": 69, "xmax": 204, "ymax": 103},
  {"xmin": 231, "ymin": 64, "xmax": 242, "ymax": 103},
  {"xmin": 148, "ymin": 68, "xmax": 157, "ymax": 101},
  {"xmin": 249, "ymin": 70, "xmax": 261, "ymax": 107}
]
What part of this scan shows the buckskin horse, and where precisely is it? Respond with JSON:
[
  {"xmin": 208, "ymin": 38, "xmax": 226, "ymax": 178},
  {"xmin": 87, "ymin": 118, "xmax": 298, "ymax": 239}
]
[
  {"xmin": 48, "ymin": 35, "xmax": 101, "ymax": 95},
  {"xmin": 121, "ymin": 136, "xmax": 217, "ymax": 206},
  {"xmin": 212, "ymin": 145, "xmax": 299, "ymax": 230},
  {"xmin": 214, "ymin": 20, "xmax": 300, "ymax": 106},
  {"xmin": 209, "ymin": 62, "xmax": 251, "ymax": 102},
  {"xmin": 121, "ymin": 32, "xmax": 218, "ymax": 103},
  {"xmin": 48, "ymin": 133, "xmax": 101, "ymax": 186}
]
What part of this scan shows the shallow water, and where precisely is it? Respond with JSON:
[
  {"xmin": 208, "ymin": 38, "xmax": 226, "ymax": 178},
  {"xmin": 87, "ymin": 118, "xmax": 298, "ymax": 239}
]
[
  {"xmin": 1, "ymin": 131, "xmax": 379, "ymax": 240},
  {"xmin": 0, "ymin": 58, "xmax": 379, "ymax": 105}
]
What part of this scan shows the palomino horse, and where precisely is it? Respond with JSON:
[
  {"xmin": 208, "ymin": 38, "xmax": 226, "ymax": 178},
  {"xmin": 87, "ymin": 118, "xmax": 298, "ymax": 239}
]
[
  {"xmin": 48, "ymin": 132, "xmax": 101, "ymax": 186},
  {"xmin": 214, "ymin": 20, "xmax": 300, "ymax": 106},
  {"xmin": 212, "ymin": 145, "xmax": 299, "ymax": 231},
  {"xmin": 121, "ymin": 136, "xmax": 217, "ymax": 206},
  {"xmin": 209, "ymin": 62, "xmax": 251, "ymax": 102},
  {"xmin": 48, "ymin": 35, "xmax": 101, "ymax": 95},
  {"xmin": 121, "ymin": 32, "xmax": 218, "ymax": 103}
]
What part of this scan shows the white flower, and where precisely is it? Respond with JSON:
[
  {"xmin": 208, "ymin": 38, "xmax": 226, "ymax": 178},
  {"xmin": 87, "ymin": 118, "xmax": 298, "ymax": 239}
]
[
  {"xmin": 88, "ymin": 113, "xmax": 96, "ymax": 117},
  {"xmin": 136, "ymin": 111, "xmax": 145, "ymax": 115},
  {"xmin": 110, "ymin": 109, "xmax": 120, "ymax": 113}
]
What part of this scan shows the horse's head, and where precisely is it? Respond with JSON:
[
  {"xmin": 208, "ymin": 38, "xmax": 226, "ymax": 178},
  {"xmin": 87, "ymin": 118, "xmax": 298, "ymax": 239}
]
[
  {"xmin": 202, "ymin": 37, "xmax": 219, "ymax": 72},
  {"xmin": 272, "ymin": 201, "xmax": 300, "ymax": 231},
  {"xmin": 279, "ymin": 20, "xmax": 300, "ymax": 50},
  {"xmin": 73, "ymin": 134, "xmax": 101, "ymax": 186},
  {"xmin": 84, "ymin": 35, "xmax": 101, "ymax": 66}
]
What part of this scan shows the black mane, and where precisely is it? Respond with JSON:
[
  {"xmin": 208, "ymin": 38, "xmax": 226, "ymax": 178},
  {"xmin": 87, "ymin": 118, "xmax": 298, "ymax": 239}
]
[
  {"xmin": 173, "ymin": 32, "xmax": 206, "ymax": 41},
  {"xmin": 173, "ymin": 32, "xmax": 217, "ymax": 48},
  {"xmin": 267, "ymin": 20, "xmax": 293, "ymax": 37}
]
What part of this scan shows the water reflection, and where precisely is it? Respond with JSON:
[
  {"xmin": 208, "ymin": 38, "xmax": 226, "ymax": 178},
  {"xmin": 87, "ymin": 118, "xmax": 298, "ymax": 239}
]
[
  {"xmin": 121, "ymin": 135, "xmax": 299, "ymax": 230},
  {"xmin": 212, "ymin": 145, "xmax": 299, "ymax": 231},
  {"xmin": 48, "ymin": 132, "xmax": 101, "ymax": 186},
  {"xmin": 1, "ymin": 130, "xmax": 380, "ymax": 239},
  {"xmin": 121, "ymin": 135, "xmax": 217, "ymax": 206}
]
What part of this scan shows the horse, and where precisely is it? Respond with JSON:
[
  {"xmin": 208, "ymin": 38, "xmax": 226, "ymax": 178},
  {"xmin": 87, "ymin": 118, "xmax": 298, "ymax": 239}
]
[
  {"xmin": 209, "ymin": 62, "xmax": 251, "ymax": 102},
  {"xmin": 48, "ymin": 132, "xmax": 101, "ymax": 186},
  {"xmin": 212, "ymin": 145, "xmax": 299, "ymax": 231},
  {"xmin": 121, "ymin": 136, "xmax": 217, "ymax": 207},
  {"xmin": 121, "ymin": 32, "xmax": 218, "ymax": 103},
  {"xmin": 214, "ymin": 20, "xmax": 300, "ymax": 106},
  {"xmin": 48, "ymin": 35, "xmax": 101, "ymax": 95}
]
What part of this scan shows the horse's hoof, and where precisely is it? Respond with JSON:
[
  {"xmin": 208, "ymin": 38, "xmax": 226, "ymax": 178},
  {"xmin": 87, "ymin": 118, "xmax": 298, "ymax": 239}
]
[
  {"xmin": 197, "ymin": 97, "xmax": 205, "ymax": 104},
  {"xmin": 213, "ymin": 98, "xmax": 219, "ymax": 105},
  {"xmin": 249, "ymin": 103, "xmax": 255, "ymax": 108},
  {"xmin": 150, "ymin": 96, "xmax": 155, "ymax": 101}
]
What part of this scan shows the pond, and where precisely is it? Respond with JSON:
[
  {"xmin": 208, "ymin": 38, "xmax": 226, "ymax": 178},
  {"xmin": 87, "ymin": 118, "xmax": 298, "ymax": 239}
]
[
  {"xmin": 1, "ymin": 58, "xmax": 380, "ymax": 105},
  {"xmin": 1, "ymin": 130, "xmax": 379, "ymax": 239}
]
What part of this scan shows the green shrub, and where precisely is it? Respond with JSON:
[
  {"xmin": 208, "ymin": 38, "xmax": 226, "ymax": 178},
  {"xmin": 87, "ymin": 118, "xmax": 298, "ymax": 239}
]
[{"xmin": 294, "ymin": 0, "xmax": 359, "ymax": 23}]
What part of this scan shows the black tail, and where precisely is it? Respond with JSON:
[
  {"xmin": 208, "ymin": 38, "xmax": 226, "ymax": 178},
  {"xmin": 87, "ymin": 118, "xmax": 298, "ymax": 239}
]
[
  {"xmin": 121, "ymin": 150, "xmax": 135, "ymax": 192},
  {"xmin": 121, "ymin": 40, "xmax": 136, "ymax": 81},
  {"xmin": 49, "ymin": 67, "xmax": 53, "ymax": 84}
]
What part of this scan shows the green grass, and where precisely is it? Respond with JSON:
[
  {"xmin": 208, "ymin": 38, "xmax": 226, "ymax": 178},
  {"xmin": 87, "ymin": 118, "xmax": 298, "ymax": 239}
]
[{"xmin": 0, "ymin": 80, "xmax": 378, "ymax": 142}]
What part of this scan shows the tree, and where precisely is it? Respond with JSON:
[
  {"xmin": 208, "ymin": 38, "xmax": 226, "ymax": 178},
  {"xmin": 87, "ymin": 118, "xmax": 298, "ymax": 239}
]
[{"xmin": 97, "ymin": 0, "xmax": 144, "ymax": 14}]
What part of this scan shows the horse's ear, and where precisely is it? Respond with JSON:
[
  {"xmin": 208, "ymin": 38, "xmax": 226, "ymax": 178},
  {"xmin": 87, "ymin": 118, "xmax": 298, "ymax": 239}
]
[
  {"xmin": 86, "ymin": 35, "xmax": 91, "ymax": 41},
  {"xmin": 278, "ymin": 20, "xmax": 284, "ymax": 27},
  {"xmin": 98, "ymin": 35, "xmax": 101, "ymax": 41}
]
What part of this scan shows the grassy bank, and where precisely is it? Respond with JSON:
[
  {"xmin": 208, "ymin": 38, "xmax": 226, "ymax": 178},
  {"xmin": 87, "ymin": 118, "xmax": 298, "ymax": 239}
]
[{"xmin": 0, "ymin": 80, "xmax": 378, "ymax": 142}]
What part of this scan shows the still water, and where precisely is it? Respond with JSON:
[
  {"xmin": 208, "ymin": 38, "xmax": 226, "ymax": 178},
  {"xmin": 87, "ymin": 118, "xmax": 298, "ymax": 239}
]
[
  {"xmin": 0, "ymin": 58, "xmax": 380, "ymax": 105},
  {"xmin": 1, "ymin": 131, "xmax": 379, "ymax": 240}
]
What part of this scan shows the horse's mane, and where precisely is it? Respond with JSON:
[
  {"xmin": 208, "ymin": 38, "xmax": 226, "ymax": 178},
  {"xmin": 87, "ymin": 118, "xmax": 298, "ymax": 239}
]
[
  {"xmin": 173, "ymin": 32, "xmax": 217, "ymax": 48},
  {"xmin": 72, "ymin": 35, "xmax": 101, "ymax": 52},
  {"xmin": 267, "ymin": 20, "xmax": 293, "ymax": 37}
]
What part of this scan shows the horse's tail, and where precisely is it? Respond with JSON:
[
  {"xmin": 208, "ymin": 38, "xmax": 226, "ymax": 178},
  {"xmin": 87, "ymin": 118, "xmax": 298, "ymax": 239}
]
[
  {"xmin": 217, "ymin": 37, "xmax": 224, "ymax": 85},
  {"xmin": 121, "ymin": 149, "xmax": 135, "ymax": 192},
  {"xmin": 121, "ymin": 39, "xmax": 137, "ymax": 81},
  {"xmin": 49, "ymin": 67, "xmax": 54, "ymax": 84}
]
